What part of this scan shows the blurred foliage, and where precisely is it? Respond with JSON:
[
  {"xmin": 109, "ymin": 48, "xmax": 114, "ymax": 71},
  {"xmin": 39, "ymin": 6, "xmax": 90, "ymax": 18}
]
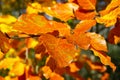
[{"xmin": 0, "ymin": 0, "xmax": 120, "ymax": 80}]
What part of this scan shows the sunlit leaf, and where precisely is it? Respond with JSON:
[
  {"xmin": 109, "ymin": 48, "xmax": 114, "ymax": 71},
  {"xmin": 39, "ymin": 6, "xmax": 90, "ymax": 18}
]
[
  {"xmin": 75, "ymin": 8, "xmax": 96, "ymax": 20},
  {"xmin": 74, "ymin": 20, "xmax": 96, "ymax": 34},
  {"xmin": 86, "ymin": 32, "xmax": 108, "ymax": 52},
  {"xmin": 0, "ymin": 51, "xmax": 4, "ymax": 59},
  {"xmin": 0, "ymin": 57, "xmax": 22, "ymax": 69},
  {"xmin": 96, "ymin": 6, "xmax": 120, "ymax": 27},
  {"xmin": 77, "ymin": 0, "xmax": 96, "ymax": 10},
  {"xmin": 86, "ymin": 58, "xmax": 106, "ymax": 72},
  {"xmin": 43, "ymin": 3, "xmax": 79, "ymax": 21},
  {"xmin": 49, "ymin": 21, "xmax": 71, "ymax": 36},
  {"xmin": 25, "ymin": 38, "xmax": 38, "ymax": 48},
  {"xmin": 13, "ymin": 14, "xmax": 71, "ymax": 36},
  {"xmin": 39, "ymin": 34, "xmax": 78, "ymax": 67},
  {"xmin": 42, "ymin": 66, "xmax": 52, "ymax": 79},
  {"xmin": 108, "ymin": 17, "xmax": 120, "ymax": 44},
  {"xmin": 50, "ymin": 72, "xmax": 64, "ymax": 80},
  {"xmin": 69, "ymin": 62, "xmax": 80, "ymax": 72},
  {"xmin": 91, "ymin": 48, "xmax": 116, "ymax": 71},
  {"xmin": 99, "ymin": 0, "xmax": 120, "ymax": 16},
  {"xmin": 13, "ymin": 14, "xmax": 51, "ymax": 34},
  {"xmin": 0, "ymin": 15, "xmax": 16, "ymax": 24},
  {"xmin": 0, "ymin": 24, "xmax": 14, "ymax": 33},
  {"xmin": 26, "ymin": 2, "xmax": 42, "ymax": 14},
  {"xmin": 9, "ymin": 62, "xmax": 25, "ymax": 76}
]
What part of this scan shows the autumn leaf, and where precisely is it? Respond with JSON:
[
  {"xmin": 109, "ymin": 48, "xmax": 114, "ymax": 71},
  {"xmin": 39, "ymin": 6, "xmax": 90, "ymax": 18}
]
[
  {"xmin": 0, "ymin": 51, "xmax": 4, "ymax": 59},
  {"xmin": 99, "ymin": 0, "xmax": 120, "ymax": 16},
  {"xmin": 74, "ymin": 20, "xmax": 96, "ymax": 34},
  {"xmin": 75, "ymin": 8, "xmax": 96, "ymax": 20},
  {"xmin": 108, "ymin": 17, "xmax": 120, "ymax": 44},
  {"xmin": 0, "ymin": 57, "xmax": 22, "ymax": 69},
  {"xmin": 43, "ymin": 3, "xmax": 79, "ymax": 21},
  {"xmin": 13, "ymin": 14, "xmax": 51, "ymax": 34},
  {"xmin": 96, "ymin": 6, "xmax": 120, "ymax": 27},
  {"xmin": 91, "ymin": 48, "xmax": 116, "ymax": 71},
  {"xmin": 49, "ymin": 21, "xmax": 71, "ymax": 36},
  {"xmin": 77, "ymin": 0, "xmax": 96, "ymax": 10},
  {"xmin": 50, "ymin": 72, "xmax": 64, "ymax": 80},
  {"xmin": 13, "ymin": 14, "xmax": 71, "ymax": 36},
  {"xmin": 39, "ymin": 34, "xmax": 78, "ymax": 68},
  {"xmin": 86, "ymin": 58, "xmax": 106, "ymax": 72},
  {"xmin": 86, "ymin": 32, "xmax": 108, "ymax": 52},
  {"xmin": 0, "ymin": 15, "xmax": 16, "ymax": 24},
  {"xmin": 26, "ymin": 2, "xmax": 42, "ymax": 14},
  {"xmin": 9, "ymin": 62, "xmax": 25, "ymax": 76},
  {"xmin": 0, "ymin": 31, "xmax": 11, "ymax": 53}
]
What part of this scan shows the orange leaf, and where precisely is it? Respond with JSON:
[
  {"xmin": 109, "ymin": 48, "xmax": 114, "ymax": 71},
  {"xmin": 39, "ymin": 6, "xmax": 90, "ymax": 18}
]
[
  {"xmin": 86, "ymin": 32, "xmax": 108, "ymax": 52},
  {"xmin": 13, "ymin": 14, "xmax": 51, "ymax": 34},
  {"xmin": 43, "ymin": 3, "xmax": 79, "ymax": 21},
  {"xmin": 96, "ymin": 6, "xmax": 120, "ymax": 27},
  {"xmin": 42, "ymin": 66, "xmax": 53, "ymax": 79},
  {"xmin": 26, "ymin": 2, "xmax": 42, "ymax": 14},
  {"xmin": 86, "ymin": 59, "xmax": 106, "ymax": 72},
  {"xmin": 77, "ymin": 0, "xmax": 96, "ymax": 10},
  {"xmin": 72, "ymin": 33, "xmax": 91, "ymax": 50},
  {"xmin": 49, "ymin": 21, "xmax": 71, "ymax": 36},
  {"xmin": 75, "ymin": 8, "xmax": 96, "ymax": 20},
  {"xmin": 114, "ymin": 36, "xmax": 120, "ymax": 44},
  {"xmin": 99, "ymin": 0, "xmax": 120, "ymax": 16},
  {"xmin": 74, "ymin": 20, "xmax": 96, "ymax": 34},
  {"xmin": 39, "ymin": 34, "xmax": 78, "ymax": 67},
  {"xmin": 101, "ymin": 73, "xmax": 109, "ymax": 80},
  {"xmin": 50, "ymin": 73, "xmax": 64, "ymax": 80},
  {"xmin": 91, "ymin": 48, "xmax": 116, "ymax": 71}
]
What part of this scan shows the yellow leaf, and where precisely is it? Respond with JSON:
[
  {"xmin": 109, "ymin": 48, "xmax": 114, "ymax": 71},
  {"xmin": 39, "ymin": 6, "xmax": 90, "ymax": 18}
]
[
  {"xmin": 9, "ymin": 62, "xmax": 25, "ymax": 76},
  {"xmin": 0, "ymin": 15, "xmax": 16, "ymax": 24},
  {"xmin": 0, "ymin": 57, "xmax": 22, "ymax": 69},
  {"xmin": 96, "ymin": 6, "xmax": 120, "ymax": 27},
  {"xmin": 26, "ymin": 2, "xmax": 42, "ymax": 14},
  {"xmin": 0, "ymin": 24, "xmax": 13, "ymax": 33}
]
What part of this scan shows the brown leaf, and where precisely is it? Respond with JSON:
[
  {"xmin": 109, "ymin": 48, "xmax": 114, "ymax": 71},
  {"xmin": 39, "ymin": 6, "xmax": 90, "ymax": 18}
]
[{"xmin": 0, "ymin": 31, "xmax": 11, "ymax": 53}]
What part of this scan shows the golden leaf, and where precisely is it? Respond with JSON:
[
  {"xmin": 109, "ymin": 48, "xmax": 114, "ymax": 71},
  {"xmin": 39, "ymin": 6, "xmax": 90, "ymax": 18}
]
[
  {"xmin": 43, "ymin": 3, "xmax": 79, "ymax": 21},
  {"xmin": 91, "ymin": 48, "xmax": 116, "ymax": 71},
  {"xmin": 39, "ymin": 34, "xmax": 78, "ymax": 67},
  {"xmin": 77, "ymin": 0, "xmax": 96, "ymax": 10},
  {"xmin": 0, "ymin": 15, "xmax": 16, "ymax": 24}
]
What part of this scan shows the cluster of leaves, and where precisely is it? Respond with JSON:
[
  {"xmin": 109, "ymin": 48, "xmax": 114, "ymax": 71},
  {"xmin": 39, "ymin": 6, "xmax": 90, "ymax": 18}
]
[{"xmin": 0, "ymin": 0, "xmax": 120, "ymax": 80}]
